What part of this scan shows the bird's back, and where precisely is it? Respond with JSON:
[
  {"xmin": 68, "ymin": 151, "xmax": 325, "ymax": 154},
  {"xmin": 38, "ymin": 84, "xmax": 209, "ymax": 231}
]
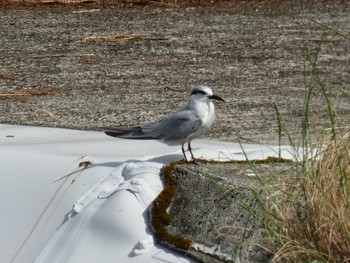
[{"xmin": 142, "ymin": 109, "xmax": 203, "ymax": 145}]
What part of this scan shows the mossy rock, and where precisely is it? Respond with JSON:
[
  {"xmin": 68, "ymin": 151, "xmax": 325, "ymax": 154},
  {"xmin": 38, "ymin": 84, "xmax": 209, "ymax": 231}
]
[{"xmin": 150, "ymin": 160, "xmax": 296, "ymax": 263}]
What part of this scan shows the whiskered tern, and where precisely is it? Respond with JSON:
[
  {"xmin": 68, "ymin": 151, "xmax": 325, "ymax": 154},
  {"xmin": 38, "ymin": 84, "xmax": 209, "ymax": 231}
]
[{"xmin": 104, "ymin": 85, "xmax": 224, "ymax": 161}]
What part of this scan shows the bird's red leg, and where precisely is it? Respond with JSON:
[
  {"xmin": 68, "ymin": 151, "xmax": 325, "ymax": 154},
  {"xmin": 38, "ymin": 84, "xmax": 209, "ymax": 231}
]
[
  {"xmin": 181, "ymin": 143, "xmax": 188, "ymax": 162},
  {"xmin": 188, "ymin": 141, "xmax": 196, "ymax": 162}
]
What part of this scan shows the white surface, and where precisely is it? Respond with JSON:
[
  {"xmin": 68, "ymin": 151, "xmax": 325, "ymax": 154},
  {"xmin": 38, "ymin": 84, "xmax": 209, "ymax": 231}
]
[{"xmin": 0, "ymin": 124, "xmax": 297, "ymax": 263}]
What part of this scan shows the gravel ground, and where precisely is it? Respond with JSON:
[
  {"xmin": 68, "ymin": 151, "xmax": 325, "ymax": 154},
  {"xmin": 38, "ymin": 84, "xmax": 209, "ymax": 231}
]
[{"xmin": 1, "ymin": 1, "xmax": 349, "ymax": 145}]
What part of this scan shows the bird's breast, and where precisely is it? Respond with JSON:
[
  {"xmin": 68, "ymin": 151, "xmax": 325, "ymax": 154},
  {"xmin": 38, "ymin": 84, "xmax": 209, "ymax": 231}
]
[
  {"xmin": 201, "ymin": 102, "xmax": 215, "ymax": 128},
  {"xmin": 190, "ymin": 101, "xmax": 215, "ymax": 138}
]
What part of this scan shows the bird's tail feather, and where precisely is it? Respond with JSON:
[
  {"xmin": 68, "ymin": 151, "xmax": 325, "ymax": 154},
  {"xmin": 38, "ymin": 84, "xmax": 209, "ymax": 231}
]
[{"xmin": 103, "ymin": 126, "xmax": 155, "ymax": 139}]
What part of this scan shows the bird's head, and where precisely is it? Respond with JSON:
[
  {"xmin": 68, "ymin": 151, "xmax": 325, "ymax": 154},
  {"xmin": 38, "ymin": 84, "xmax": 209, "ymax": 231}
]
[{"xmin": 190, "ymin": 85, "xmax": 225, "ymax": 103}]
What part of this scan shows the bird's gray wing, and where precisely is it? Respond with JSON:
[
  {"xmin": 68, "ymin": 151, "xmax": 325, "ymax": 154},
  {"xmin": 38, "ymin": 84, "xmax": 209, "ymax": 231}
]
[
  {"xmin": 104, "ymin": 110, "xmax": 202, "ymax": 141},
  {"xmin": 142, "ymin": 110, "xmax": 202, "ymax": 142},
  {"xmin": 104, "ymin": 126, "xmax": 153, "ymax": 139}
]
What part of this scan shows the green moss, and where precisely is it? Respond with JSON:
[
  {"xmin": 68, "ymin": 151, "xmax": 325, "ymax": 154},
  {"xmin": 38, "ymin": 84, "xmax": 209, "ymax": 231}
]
[
  {"xmin": 150, "ymin": 156, "xmax": 292, "ymax": 252},
  {"xmin": 200, "ymin": 156, "xmax": 293, "ymax": 164},
  {"xmin": 150, "ymin": 160, "xmax": 193, "ymax": 250}
]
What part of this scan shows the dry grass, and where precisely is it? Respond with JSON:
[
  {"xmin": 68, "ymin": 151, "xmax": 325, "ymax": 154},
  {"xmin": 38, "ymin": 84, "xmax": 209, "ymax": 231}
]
[
  {"xmin": 2, "ymin": 0, "xmax": 332, "ymax": 8},
  {"xmin": 76, "ymin": 34, "xmax": 175, "ymax": 43},
  {"xmin": 272, "ymin": 131, "xmax": 350, "ymax": 262},
  {"xmin": 32, "ymin": 108, "xmax": 61, "ymax": 122},
  {"xmin": 0, "ymin": 87, "xmax": 61, "ymax": 102},
  {"xmin": 0, "ymin": 0, "xmax": 221, "ymax": 7}
]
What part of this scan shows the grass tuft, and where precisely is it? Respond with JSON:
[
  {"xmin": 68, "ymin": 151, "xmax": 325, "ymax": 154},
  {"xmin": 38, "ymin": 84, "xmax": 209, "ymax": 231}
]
[
  {"xmin": 266, "ymin": 23, "xmax": 350, "ymax": 262},
  {"xmin": 272, "ymin": 131, "xmax": 350, "ymax": 263}
]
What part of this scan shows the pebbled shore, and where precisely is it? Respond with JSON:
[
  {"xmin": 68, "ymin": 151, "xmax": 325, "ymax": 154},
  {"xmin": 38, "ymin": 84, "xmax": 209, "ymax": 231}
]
[{"xmin": 1, "ymin": 1, "xmax": 350, "ymax": 145}]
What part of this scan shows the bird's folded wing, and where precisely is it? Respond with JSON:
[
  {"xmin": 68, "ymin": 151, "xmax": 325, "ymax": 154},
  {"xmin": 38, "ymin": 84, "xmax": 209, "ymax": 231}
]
[
  {"xmin": 103, "ymin": 110, "xmax": 202, "ymax": 141},
  {"xmin": 151, "ymin": 111, "xmax": 202, "ymax": 141}
]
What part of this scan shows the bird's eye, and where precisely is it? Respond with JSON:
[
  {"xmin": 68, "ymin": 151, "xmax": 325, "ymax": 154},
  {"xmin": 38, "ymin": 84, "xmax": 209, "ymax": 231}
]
[{"xmin": 191, "ymin": 90, "xmax": 207, "ymax": 96}]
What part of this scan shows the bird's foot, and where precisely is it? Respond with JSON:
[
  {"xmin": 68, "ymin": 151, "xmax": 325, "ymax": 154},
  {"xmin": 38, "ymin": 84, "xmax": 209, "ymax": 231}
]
[{"xmin": 183, "ymin": 157, "xmax": 198, "ymax": 164}]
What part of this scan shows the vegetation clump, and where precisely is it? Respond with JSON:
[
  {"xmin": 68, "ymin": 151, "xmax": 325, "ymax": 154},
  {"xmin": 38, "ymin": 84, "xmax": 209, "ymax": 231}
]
[
  {"xmin": 149, "ymin": 160, "xmax": 193, "ymax": 250},
  {"xmin": 269, "ymin": 28, "xmax": 350, "ymax": 262},
  {"xmin": 271, "ymin": 131, "xmax": 350, "ymax": 262}
]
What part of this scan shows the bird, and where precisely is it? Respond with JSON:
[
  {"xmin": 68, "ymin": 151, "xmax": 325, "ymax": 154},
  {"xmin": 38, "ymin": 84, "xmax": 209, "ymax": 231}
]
[{"xmin": 104, "ymin": 85, "xmax": 224, "ymax": 162}]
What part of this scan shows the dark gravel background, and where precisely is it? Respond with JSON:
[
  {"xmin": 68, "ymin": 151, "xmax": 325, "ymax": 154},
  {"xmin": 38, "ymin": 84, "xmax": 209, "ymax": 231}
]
[{"xmin": 1, "ymin": 1, "xmax": 350, "ymax": 145}]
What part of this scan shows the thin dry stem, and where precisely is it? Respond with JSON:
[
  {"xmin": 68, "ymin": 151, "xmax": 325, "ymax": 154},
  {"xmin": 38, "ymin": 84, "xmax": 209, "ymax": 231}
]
[{"xmin": 273, "ymin": 131, "xmax": 350, "ymax": 262}]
